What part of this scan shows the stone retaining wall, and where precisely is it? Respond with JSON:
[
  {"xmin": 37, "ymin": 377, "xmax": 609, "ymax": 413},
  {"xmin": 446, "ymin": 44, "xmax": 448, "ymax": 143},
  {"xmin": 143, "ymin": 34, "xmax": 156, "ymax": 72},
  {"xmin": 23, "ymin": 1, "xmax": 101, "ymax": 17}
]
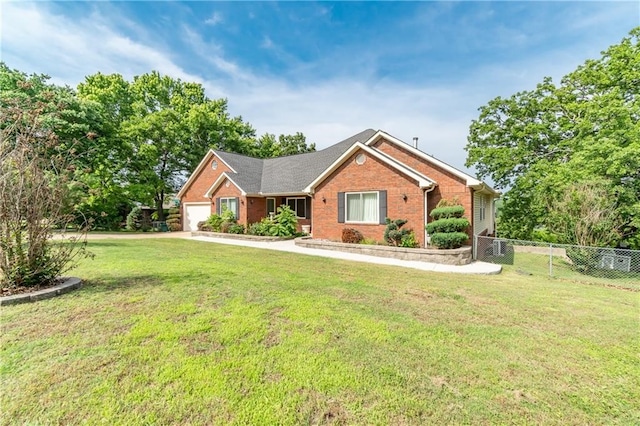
[
  {"xmin": 191, "ymin": 231, "xmax": 293, "ymax": 242},
  {"xmin": 295, "ymin": 239, "xmax": 472, "ymax": 265}
]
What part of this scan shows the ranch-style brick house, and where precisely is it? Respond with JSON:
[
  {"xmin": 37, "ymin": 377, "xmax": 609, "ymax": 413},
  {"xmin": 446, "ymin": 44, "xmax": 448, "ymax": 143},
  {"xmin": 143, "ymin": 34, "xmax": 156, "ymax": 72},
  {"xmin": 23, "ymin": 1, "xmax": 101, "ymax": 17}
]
[{"xmin": 178, "ymin": 129, "xmax": 498, "ymax": 247}]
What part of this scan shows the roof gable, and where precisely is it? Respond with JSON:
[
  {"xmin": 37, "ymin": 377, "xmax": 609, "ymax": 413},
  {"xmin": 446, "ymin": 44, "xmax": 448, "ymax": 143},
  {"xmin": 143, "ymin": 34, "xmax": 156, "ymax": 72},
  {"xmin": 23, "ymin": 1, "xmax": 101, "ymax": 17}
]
[
  {"xmin": 178, "ymin": 128, "xmax": 496, "ymax": 199},
  {"xmin": 363, "ymin": 130, "xmax": 498, "ymax": 194},
  {"xmin": 176, "ymin": 149, "xmax": 238, "ymax": 198},
  {"xmin": 204, "ymin": 172, "xmax": 247, "ymax": 198},
  {"xmin": 303, "ymin": 142, "xmax": 435, "ymax": 193}
]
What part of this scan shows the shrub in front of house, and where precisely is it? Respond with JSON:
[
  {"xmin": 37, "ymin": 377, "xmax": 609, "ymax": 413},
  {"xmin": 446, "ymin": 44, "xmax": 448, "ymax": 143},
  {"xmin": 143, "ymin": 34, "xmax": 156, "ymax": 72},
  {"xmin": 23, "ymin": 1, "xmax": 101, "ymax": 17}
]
[
  {"xmin": 384, "ymin": 218, "xmax": 415, "ymax": 247},
  {"xmin": 430, "ymin": 232, "xmax": 469, "ymax": 249},
  {"xmin": 426, "ymin": 218, "xmax": 470, "ymax": 234},
  {"xmin": 247, "ymin": 218, "xmax": 272, "ymax": 236},
  {"xmin": 428, "ymin": 205, "xmax": 465, "ymax": 220},
  {"xmin": 247, "ymin": 206, "xmax": 299, "ymax": 237},
  {"xmin": 342, "ymin": 228, "xmax": 364, "ymax": 244},
  {"xmin": 205, "ymin": 213, "xmax": 224, "ymax": 232},
  {"xmin": 400, "ymin": 231, "xmax": 420, "ymax": 248},
  {"xmin": 197, "ymin": 220, "xmax": 211, "ymax": 232},
  {"xmin": 226, "ymin": 223, "xmax": 245, "ymax": 234},
  {"xmin": 166, "ymin": 207, "xmax": 182, "ymax": 232},
  {"xmin": 428, "ymin": 201, "xmax": 469, "ymax": 249}
]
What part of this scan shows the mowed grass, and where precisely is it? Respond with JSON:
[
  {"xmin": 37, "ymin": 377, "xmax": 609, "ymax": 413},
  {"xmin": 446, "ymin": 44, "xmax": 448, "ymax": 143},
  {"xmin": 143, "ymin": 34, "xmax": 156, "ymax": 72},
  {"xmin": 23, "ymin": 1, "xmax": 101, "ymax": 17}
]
[
  {"xmin": 1, "ymin": 239, "xmax": 639, "ymax": 425},
  {"xmin": 499, "ymin": 252, "xmax": 640, "ymax": 291}
]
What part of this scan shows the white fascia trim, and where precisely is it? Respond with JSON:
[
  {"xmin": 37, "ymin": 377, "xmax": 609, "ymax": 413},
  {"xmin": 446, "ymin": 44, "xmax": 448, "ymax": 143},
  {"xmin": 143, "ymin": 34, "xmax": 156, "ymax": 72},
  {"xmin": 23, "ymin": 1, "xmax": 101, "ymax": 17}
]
[
  {"xmin": 204, "ymin": 172, "xmax": 247, "ymax": 198},
  {"xmin": 303, "ymin": 142, "xmax": 435, "ymax": 193},
  {"xmin": 177, "ymin": 149, "xmax": 215, "ymax": 198},
  {"xmin": 211, "ymin": 151, "xmax": 238, "ymax": 174},
  {"xmin": 471, "ymin": 183, "xmax": 501, "ymax": 197},
  {"xmin": 364, "ymin": 130, "xmax": 498, "ymax": 194},
  {"xmin": 182, "ymin": 201, "xmax": 211, "ymax": 205},
  {"xmin": 259, "ymin": 192, "xmax": 308, "ymax": 197}
]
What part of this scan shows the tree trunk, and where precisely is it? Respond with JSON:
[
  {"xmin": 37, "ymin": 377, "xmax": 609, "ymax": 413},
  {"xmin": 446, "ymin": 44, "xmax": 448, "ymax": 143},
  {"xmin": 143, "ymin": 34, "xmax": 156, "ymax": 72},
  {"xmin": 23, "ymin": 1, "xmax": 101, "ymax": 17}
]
[{"xmin": 155, "ymin": 193, "xmax": 166, "ymax": 221}]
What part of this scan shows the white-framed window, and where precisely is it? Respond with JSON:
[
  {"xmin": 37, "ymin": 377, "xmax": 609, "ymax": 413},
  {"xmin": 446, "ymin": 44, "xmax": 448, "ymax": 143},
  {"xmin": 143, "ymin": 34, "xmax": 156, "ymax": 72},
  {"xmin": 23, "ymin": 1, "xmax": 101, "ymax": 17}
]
[
  {"xmin": 266, "ymin": 197, "xmax": 276, "ymax": 217},
  {"xmin": 479, "ymin": 196, "xmax": 486, "ymax": 221},
  {"xmin": 286, "ymin": 197, "xmax": 306, "ymax": 218},
  {"xmin": 220, "ymin": 197, "xmax": 238, "ymax": 216},
  {"xmin": 346, "ymin": 192, "xmax": 378, "ymax": 223}
]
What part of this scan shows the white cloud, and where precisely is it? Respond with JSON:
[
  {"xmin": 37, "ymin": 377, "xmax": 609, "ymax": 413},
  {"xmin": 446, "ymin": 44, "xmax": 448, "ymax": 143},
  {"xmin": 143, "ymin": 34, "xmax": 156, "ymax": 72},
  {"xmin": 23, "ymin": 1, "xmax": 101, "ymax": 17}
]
[
  {"xmin": 1, "ymin": 1, "xmax": 636, "ymax": 179},
  {"xmin": 204, "ymin": 11, "xmax": 223, "ymax": 26},
  {"xmin": 1, "ymin": 2, "xmax": 201, "ymax": 85}
]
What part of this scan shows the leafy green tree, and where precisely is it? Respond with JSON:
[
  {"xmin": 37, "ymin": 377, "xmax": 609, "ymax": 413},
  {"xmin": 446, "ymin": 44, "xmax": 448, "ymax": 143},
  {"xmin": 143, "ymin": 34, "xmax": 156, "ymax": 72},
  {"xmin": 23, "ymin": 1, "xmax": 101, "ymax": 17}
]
[
  {"xmin": 120, "ymin": 71, "xmax": 256, "ymax": 220},
  {"xmin": 0, "ymin": 63, "xmax": 118, "ymax": 227},
  {"xmin": 466, "ymin": 28, "xmax": 640, "ymax": 248},
  {"xmin": 76, "ymin": 73, "xmax": 135, "ymax": 229},
  {"xmin": 251, "ymin": 132, "xmax": 315, "ymax": 158},
  {"xmin": 79, "ymin": 71, "xmax": 257, "ymax": 221}
]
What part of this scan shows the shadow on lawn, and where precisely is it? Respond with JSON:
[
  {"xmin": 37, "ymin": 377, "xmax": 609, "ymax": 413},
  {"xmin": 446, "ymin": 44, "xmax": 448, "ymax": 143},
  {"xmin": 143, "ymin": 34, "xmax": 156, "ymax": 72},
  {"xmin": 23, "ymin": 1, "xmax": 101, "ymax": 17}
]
[{"xmin": 80, "ymin": 275, "xmax": 166, "ymax": 295}]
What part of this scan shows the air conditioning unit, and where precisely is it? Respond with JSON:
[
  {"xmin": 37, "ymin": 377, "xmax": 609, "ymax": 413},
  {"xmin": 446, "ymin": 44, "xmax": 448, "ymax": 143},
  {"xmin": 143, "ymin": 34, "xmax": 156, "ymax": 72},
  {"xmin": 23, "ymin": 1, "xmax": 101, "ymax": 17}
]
[
  {"xmin": 599, "ymin": 250, "xmax": 631, "ymax": 272},
  {"xmin": 493, "ymin": 239, "xmax": 507, "ymax": 256}
]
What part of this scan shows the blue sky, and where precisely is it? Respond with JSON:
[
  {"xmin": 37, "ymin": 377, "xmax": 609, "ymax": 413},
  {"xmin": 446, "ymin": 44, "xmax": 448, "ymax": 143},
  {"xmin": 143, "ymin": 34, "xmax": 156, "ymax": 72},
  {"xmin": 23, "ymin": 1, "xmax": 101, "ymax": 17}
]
[{"xmin": 2, "ymin": 1, "xmax": 639, "ymax": 175}]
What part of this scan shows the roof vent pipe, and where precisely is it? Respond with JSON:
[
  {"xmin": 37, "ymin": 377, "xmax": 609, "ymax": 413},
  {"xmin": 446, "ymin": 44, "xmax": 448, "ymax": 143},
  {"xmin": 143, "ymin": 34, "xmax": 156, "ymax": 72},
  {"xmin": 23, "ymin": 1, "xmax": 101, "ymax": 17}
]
[{"xmin": 413, "ymin": 137, "xmax": 418, "ymax": 149}]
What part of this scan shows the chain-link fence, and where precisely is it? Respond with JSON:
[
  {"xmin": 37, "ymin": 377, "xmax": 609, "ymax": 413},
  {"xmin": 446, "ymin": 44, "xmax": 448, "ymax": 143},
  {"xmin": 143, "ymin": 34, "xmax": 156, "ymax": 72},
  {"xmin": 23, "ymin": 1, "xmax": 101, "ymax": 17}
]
[{"xmin": 474, "ymin": 235, "xmax": 640, "ymax": 291}]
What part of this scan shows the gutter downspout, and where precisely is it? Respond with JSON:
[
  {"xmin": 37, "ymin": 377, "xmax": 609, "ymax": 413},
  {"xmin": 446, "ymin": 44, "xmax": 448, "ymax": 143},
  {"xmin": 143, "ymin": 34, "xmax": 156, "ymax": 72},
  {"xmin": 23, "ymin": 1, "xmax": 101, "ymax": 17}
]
[{"xmin": 424, "ymin": 185, "xmax": 436, "ymax": 248}]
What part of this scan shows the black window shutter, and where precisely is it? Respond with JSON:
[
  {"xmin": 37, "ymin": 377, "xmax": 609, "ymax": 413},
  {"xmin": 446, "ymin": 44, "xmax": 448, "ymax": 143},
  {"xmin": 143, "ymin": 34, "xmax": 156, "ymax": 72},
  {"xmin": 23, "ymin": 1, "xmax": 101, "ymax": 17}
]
[
  {"xmin": 305, "ymin": 197, "xmax": 311, "ymax": 219},
  {"xmin": 378, "ymin": 190, "xmax": 387, "ymax": 224},
  {"xmin": 234, "ymin": 197, "xmax": 239, "ymax": 220},
  {"xmin": 216, "ymin": 197, "xmax": 221, "ymax": 215},
  {"xmin": 337, "ymin": 192, "xmax": 345, "ymax": 223}
]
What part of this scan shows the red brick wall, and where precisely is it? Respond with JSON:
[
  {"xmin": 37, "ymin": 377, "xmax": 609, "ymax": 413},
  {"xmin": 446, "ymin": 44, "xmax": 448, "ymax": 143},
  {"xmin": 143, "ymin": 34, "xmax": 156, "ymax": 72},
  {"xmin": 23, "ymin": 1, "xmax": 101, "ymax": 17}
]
[
  {"xmin": 181, "ymin": 153, "xmax": 233, "ymax": 224},
  {"xmin": 210, "ymin": 182, "xmax": 246, "ymax": 225},
  {"xmin": 313, "ymin": 149, "xmax": 426, "ymax": 246},
  {"xmin": 247, "ymin": 197, "xmax": 266, "ymax": 225},
  {"xmin": 372, "ymin": 139, "xmax": 474, "ymax": 240}
]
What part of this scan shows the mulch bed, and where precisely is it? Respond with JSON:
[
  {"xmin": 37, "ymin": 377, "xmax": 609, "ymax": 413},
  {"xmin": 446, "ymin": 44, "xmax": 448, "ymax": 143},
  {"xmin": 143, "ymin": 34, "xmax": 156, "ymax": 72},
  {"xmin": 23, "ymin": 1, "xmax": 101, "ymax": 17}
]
[{"xmin": 1, "ymin": 279, "xmax": 63, "ymax": 297}]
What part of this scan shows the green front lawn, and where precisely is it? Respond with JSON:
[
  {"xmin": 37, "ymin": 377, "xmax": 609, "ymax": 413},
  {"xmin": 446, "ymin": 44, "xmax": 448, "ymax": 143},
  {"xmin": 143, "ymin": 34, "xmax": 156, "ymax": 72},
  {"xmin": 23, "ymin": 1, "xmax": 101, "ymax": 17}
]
[{"xmin": 1, "ymin": 239, "xmax": 638, "ymax": 424}]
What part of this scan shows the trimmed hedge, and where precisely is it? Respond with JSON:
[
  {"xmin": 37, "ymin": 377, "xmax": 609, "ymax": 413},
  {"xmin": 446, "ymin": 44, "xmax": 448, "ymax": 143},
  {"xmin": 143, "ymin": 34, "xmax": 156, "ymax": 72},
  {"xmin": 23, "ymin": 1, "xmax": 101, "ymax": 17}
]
[
  {"xmin": 430, "ymin": 206, "xmax": 465, "ymax": 220},
  {"xmin": 430, "ymin": 232, "xmax": 469, "ymax": 249},
  {"xmin": 426, "ymin": 217, "xmax": 470, "ymax": 234}
]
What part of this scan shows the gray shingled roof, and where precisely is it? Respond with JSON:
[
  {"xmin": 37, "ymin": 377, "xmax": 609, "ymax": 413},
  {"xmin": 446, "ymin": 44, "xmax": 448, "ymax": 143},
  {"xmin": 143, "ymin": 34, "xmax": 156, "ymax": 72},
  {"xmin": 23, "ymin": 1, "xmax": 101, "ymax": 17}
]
[{"xmin": 214, "ymin": 128, "xmax": 377, "ymax": 195}]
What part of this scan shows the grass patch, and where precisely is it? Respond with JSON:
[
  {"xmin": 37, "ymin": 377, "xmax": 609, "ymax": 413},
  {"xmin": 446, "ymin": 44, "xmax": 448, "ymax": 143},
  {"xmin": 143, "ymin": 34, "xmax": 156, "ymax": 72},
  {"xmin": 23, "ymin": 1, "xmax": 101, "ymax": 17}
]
[
  {"xmin": 2, "ymin": 239, "xmax": 639, "ymax": 424},
  {"xmin": 498, "ymin": 252, "xmax": 640, "ymax": 291}
]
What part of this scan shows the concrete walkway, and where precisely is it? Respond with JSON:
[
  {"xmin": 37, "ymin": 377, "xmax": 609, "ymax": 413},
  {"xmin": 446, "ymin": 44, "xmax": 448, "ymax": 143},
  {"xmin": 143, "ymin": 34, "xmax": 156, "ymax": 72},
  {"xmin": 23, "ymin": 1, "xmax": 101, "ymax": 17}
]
[{"xmin": 190, "ymin": 236, "xmax": 502, "ymax": 275}]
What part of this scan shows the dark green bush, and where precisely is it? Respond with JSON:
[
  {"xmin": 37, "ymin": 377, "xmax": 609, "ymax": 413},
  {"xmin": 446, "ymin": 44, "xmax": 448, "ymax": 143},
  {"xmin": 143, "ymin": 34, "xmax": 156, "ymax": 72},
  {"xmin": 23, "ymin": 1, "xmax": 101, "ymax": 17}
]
[
  {"xmin": 430, "ymin": 206, "xmax": 465, "ymax": 220},
  {"xmin": 566, "ymin": 247, "xmax": 603, "ymax": 275},
  {"xmin": 248, "ymin": 219, "xmax": 272, "ymax": 236},
  {"xmin": 384, "ymin": 218, "xmax": 412, "ymax": 247},
  {"xmin": 342, "ymin": 228, "xmax": 364, "ymax": 244},
  {"xmin": 227, "ymin": 223, "xmax": 245, "ymax": 234},
  {"xmin": 430, "ymin": 232, "xmax": 469, "ymax": 249},
  {"xmin": 426, "ymin": 217, "xmax": 470, "ymax": 234}
]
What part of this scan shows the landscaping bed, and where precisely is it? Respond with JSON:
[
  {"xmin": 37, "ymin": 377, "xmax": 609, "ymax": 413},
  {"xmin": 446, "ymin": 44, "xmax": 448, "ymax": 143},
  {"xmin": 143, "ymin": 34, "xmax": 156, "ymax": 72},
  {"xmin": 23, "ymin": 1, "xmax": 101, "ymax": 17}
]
[
  {"xmin": 191, "ymin": 231, "xmax": 294, "ymax": 242},
  {"xmin": 295, "ymin": 238, "xmax": 472, "ymax": 265}
]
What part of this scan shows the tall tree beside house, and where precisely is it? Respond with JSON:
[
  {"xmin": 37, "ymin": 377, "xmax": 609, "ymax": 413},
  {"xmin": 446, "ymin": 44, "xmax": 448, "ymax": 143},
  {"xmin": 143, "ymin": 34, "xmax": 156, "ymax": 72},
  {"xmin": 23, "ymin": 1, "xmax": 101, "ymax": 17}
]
[
  {"xmin": 111, "ymin": 71, "xmax": 256, "ymax": 221},
  {"xmin": 465, "ymin": 27, "xmax": 640, "ymax": 248},
  {"xmin": 76, "ymin": 72, "xmax": 135, "ymax": 229}
]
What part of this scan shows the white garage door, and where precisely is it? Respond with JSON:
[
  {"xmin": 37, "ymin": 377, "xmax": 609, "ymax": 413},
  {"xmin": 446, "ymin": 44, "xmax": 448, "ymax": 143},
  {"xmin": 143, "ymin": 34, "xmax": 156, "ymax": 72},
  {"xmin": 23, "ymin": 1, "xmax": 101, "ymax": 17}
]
[{"xmin": 184, "ymin": 203, "xmax": 211, "ymax": 231}]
